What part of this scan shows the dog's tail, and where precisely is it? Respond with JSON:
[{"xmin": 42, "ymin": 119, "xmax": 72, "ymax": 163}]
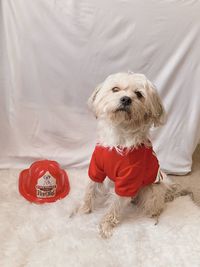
[
  {"xmin": 165, "ymin": 182, "xmax": 193, "ymax": 203},
  {"xmin": 156, "ymin": 169, "xmax": 194, "ymax": 203}
]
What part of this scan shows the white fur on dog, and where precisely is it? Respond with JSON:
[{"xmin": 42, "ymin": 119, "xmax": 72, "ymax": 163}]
[
  {"xmin": 1, "ymin": 163, "xmax": 200, "ymax": 267},
  {"xmin": 89, "ymin": 72, "xmax": 165, "ymax": 148},
  {"xmin": 78, "ymin": 72, "xmax": 167, "ymax": 238}
]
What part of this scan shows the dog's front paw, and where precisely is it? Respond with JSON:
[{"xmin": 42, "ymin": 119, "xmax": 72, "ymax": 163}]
[
  {"xmin": 99, "ymin": 221, "xmax": 114, "ymax": 239},
  {"xmin": 78, "ymin": 203, "xmax": 92, "ymax": 215},
  {"xmin": 99, "ymin": 213, "xmax": 119, "ymax": 238},
  {"xmin": 69, "ymin": 203, "xmax": 92, "ymax": 218}
]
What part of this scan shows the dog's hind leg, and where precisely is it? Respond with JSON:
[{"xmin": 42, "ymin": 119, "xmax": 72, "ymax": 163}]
[{"xmin": 136, "ymin": 183, "xmax": 168, "ymax": 222}]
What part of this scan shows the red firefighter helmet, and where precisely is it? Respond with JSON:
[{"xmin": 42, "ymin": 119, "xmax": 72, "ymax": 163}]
[{"xmin": 19, "ymin": 160, "xmax": 70, "ymax": 204}]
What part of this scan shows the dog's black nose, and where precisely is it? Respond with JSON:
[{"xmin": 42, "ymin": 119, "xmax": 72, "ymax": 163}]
[{"xmin": 120, "ymin": 96, "xmax": 132, "ymax": 106}]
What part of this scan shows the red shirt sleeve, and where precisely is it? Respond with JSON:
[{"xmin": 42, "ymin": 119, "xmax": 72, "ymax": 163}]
[{"xmin": 88, "ymin": 148, "xmax": 106, "ymax": 183}]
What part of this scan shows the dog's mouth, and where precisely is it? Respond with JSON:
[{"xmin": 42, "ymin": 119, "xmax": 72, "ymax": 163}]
[
  {"xmin": 115, "ymin": 106, "xmax": 130, "ymax": 113},
  {"xmin": 114, "ymin": 106, "xmax": 132, "ymax": 121}
]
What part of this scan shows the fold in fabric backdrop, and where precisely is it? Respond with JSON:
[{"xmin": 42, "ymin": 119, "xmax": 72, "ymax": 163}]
[{"xmin": 0, "ymin": 0, "xmax": 200, "ymax": 174}]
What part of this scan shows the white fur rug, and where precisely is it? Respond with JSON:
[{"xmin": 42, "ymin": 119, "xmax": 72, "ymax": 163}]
[{"xmin": 0, "ymin": 148, "xmax": 200, "ymax": 267}]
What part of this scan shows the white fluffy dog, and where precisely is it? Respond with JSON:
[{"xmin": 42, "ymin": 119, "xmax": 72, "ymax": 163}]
[{"xmin": 74, "ymin": 72, "xmax": 179, "ymax": 238}]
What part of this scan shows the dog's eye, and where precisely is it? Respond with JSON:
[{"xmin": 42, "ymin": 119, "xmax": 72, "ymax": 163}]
[
  {"xmin": 135, "ymin": 91, "xmax": 143, "ymax": 99},
  {"xmin": 112, "ymin": 87, "xmax": 120, "ymax": 93}
]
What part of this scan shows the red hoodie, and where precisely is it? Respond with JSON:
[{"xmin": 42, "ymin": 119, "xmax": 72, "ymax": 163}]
[{"xmin": 88, "ymin": 144, "xmax": 160, "ymax": 197}]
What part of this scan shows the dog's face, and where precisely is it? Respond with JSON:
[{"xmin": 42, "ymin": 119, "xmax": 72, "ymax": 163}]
[{"xmin": 88, "ymin": 72, "xmax": 165, "ymax": 128}]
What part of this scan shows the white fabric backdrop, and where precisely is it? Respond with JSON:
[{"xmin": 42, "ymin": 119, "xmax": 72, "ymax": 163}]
[{"xmin": 1, "ymin": 0, "xmax": 200, "ymax": 174}]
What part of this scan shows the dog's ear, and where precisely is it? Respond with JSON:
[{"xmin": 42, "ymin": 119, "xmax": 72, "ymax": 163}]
[
  {"xmin": 87, "ymin": 83, "xmax": 102, "ymax": 117},
  {"xmin": 146, "ymin": 80, "xmax": 166, "ymax": 127}
]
